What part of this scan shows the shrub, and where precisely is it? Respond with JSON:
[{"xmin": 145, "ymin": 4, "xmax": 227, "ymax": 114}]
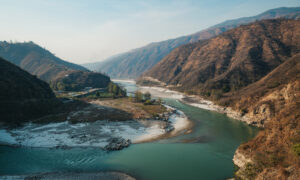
[
  {"xmin": 243, "ymin": 163, "xmax": 259, "ymax": 179},
  {"xmin": 241, "ymin": 108, "xmax": 248, "ymax": 115},
  {"xmin": 157, "ymin": 97, "xmax": 162, "ymax": 105},
  {"xmin": 134, "ymin": 91, "xmax": 143, "ymax": 102},
  {"xmin": 144, "ymin": 91, "xmax": 151, "ymax": 101},
  {"xmin": 144, "ymin": 99, "xmax": 152, "ymax": 105},
  {"xmin": 108, "ymin": 82, "xmax": 127, "ymax": 97},
  {"xmin": 292, "ymin": 143, "xmax": 300, "ymax": 156}
]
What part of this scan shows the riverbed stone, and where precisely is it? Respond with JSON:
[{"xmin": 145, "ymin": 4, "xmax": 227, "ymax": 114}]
[{"xmin": 104, "ymin": 137, "xmax": 131, "ymax": 151}]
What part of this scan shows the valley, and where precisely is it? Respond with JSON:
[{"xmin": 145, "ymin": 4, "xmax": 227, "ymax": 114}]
[
  {"xmin": 0, "ymin": 80, "xmax": 258, "ymax": 180},
  {"xmin": 0, "ymin": 4, "xmax": 299, "ymax": 180}
]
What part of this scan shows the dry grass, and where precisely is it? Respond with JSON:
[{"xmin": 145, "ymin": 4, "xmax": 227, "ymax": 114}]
[{"xmin": 91, "ymin": 98, "xmax": 167, "ymax": 119}]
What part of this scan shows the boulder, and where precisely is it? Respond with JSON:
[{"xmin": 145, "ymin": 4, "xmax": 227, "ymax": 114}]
[{"xmin": 104, "ymin": 137, "xmax": 131, "ymax": 151}]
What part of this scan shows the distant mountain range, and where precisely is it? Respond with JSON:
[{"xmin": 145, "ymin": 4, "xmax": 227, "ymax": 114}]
[
  {"xmin": 0, "ymin": 41, "xmax": 88, "ymax": 82},
  {"xmin": 83, "ymin": 7, "xmax": 300, "ymax": 79}
]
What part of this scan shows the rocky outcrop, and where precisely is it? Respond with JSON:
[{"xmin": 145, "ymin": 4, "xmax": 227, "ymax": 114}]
[
  {"xmin": 233, "ymin": 149, "xmax": 253, "ymax": 168},
  {"xmin": 232, "ymin": 80, "xmax": 300, "ymax": 179},
  {"xmin": 104, "ymin": 138, "xmax": 131, "ymax": 151}
]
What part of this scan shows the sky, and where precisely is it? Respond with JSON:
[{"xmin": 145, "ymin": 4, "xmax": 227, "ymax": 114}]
[{"xmin": 0, "ymin": 0, "xmax": 299, "ymax": 64}]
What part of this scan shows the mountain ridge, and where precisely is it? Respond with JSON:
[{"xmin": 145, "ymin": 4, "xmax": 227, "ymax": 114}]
[
  {"xmin": 139, "ymin": 19, "xmax": 300, "ymax": 96},
  {"xmin": 138, "ymin": 19, "xmax": 300, "ymax": 179},
  {"xmin": 83, "ymin": 7, "xmax": 300, "ymax": 78},
  {"xmin": 0, "ymin": 57, "xmax": 60, "ymax": 125},
  {"xmin": 0, "ymin": 41, "xmax": 88, "ymax": 82}
]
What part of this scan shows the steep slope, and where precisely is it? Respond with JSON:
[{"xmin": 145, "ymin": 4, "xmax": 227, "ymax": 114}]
[
  {"xmin": 139, "ymin": 19, "xmax": 300, "ymax": 97},
  {"xmin": 50, "ymin": 70, "xmax": 111, "ymax": 91},
  {"xmin": 0, "ymin": 41, "xmax": 88, "ymax": 82},
  {"xmin": 0, "ymin": 57, "xmax": 59, "ymax": 125},
  {"xmin": 139, "ymin": 19, "xmax": 300, "ymax": 179},
  {"xmin": 84, "ymin": 7, "xmax": 300, "ymax": 78},
  {"xmin": 230, "ymin": 54, "xmax": 300, "ymax": 179}
]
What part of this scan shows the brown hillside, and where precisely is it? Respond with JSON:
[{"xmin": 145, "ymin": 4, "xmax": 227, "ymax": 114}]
[
  {"xmin": 140, "ymin": 19, "xmax": 300, "ymax": 97},
  {"xmin": 84, "ymin": 7, "xmax": 300, "ymax": 78},
  {"xmin": 232, "ymin": 54, "xmax": 300, "ymax": 179},
  {"xmin": 139, "ymin": 19, "xmax": 300, "ymax": 179}
]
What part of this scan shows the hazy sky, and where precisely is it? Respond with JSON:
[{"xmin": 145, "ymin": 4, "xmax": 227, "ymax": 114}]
[{"xmin": 0, "ymin": 0, "xmax": 299, "ymax": 64}]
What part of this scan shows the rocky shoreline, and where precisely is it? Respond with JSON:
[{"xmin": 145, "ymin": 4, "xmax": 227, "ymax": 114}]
[
  {"xmin": 180, "ymin": 96, "xmax": 262, "ymax": 127},
  {"xmin": 139, "ymin": 85, "xmax": 260, "ymax": 127},
  {"xmin": 138, "ymin": 84, "xmax": 261, "ymax": 179},
  {"xmin": 0, "ymin": 103, "xmax": 189, "ymax": 151}
]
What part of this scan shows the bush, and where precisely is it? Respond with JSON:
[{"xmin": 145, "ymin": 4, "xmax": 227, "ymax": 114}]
[
  {"xmin": 243, "ymin": 163, "xmax": 259, "ymax": 179},
  {"xmin": 211, "ymin": 89, "xmax": 223, "ymax": 100},
  {"xmin": 108, "ymin": 82, "xmax": 126, "ymax": 97},
  {"xmin": 292, "ymin": 143, "xmax": 300, "ymax": 156},
  {"xmin": 144, "ymin": 91, "xmax": 151, "ymax": 101},
  {"xmin": 157, "ymin": 97, "xmax": 162, "ymax": 105},
  {"xmin": 144, "ymin": 99, "xmax": 152, "ymax": 105},
  {"xmin": 134, "ymin": 91, "xmax": 143, "ymax": 102},
  {"xmin": 241, "ymin": 108, "xmax": 248, "ymax": 115}
]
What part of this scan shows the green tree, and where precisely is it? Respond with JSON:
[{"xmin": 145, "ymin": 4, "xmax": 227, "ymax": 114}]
[
  {"xmin": 112, "ymin": 84, "xmax": 118, "ymax": 95},
  {"xmin": 134, "ymin": 91, "xmax": 143, "ymax": 102},
  {"xmin": 144, "ymin": 99, "xmax": 152, "ymax": 105},
  {"xmin": 57, "ymin": 82, "xmax": 65, "ymax": 91},
  {"xmin": 128, "ymin": 95, "xmax": 133, "ymax": 101},
  {"xmin": 157, "ymin": 97, "xmax": 162, "ymax": 105},
  {"xmin": 144, "ymin": 91, "xmax": 151, "ymax": 101},
  {"xmin": 108, "ymin": 82, "xmax": 114, "ymax": 93},
  {"xmin": 96, "ymin": 92, "xmax": 100, "ymax": 97}
]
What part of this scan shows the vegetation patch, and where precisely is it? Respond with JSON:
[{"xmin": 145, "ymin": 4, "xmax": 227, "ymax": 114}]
[
  {"xmin": 291, "ymin": 143, "xmax": 300, "ymax": 156},
  {"xmin": 242, "ymin": 163, "xmax": 260, "ymax": 179}
]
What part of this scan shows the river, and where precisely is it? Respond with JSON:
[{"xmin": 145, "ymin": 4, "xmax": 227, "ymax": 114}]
[{"xmin": 0, "ymin": 80, "xmax": 258, "ymax": 180}]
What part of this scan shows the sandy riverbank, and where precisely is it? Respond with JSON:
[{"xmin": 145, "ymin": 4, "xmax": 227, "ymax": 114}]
[
  {"xmin": 138, "ymin": 85, "xmax": 255, "ymax": 126},
  {"xmin": 0, "ymin": 104, "xmax": 190, "ymax": 148}
]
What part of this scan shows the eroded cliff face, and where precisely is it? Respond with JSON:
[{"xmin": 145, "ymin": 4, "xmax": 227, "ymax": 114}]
[{"xmin": 233, "ymin": 80, "xmax": 300, "ymax": 179}]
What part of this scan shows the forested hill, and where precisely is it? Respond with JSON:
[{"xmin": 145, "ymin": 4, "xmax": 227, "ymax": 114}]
[{"xmin": 0, "ymin": 41, "xmax": 88, "ymax": 82}]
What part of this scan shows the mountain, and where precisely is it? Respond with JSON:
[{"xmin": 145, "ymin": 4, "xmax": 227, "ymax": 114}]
[
  {"xmin": 83, "ymin": 7, "xmax": 300, "ymax": 79},
  {"xmin": 0, "ymin": 41, "xmax": 88, "ymax": 82},
  {"xmin": 231, "ymin": 53, "xmax": 300, "ymax": 179},
  {"xmin": 139, "ymin": 19, "xmax": 300, "ymax": 179},
  {"xmin": 0, "ymin": 57, "xmax": 60, "ymax": 126},
  {"xmin": 139, "ymin": 19, "xmax": 300, "ymax": 97},
  {"xmin": 50, "ymin": 70, "xmax": 111, "ymax": 91}
]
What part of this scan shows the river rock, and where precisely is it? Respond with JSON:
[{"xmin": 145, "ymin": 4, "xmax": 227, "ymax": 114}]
[
  {"xmin": 104, "ymin": 137, "xmax": 131, "ymax": 151},
  {"xmin": 164, "ymin": 122, "xmax": 174, "ymax": 132}
]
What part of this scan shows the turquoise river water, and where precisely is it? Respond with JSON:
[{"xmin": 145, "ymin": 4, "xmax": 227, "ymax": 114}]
[{"xmin": 0, "ymin": 81, "xmax": 259, "ymax": 180}]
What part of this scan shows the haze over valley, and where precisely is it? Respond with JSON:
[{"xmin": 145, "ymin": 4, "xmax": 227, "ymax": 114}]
[{"xmin": 0, "ymin": 1, "xmax": 299, "ymax": 180}]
